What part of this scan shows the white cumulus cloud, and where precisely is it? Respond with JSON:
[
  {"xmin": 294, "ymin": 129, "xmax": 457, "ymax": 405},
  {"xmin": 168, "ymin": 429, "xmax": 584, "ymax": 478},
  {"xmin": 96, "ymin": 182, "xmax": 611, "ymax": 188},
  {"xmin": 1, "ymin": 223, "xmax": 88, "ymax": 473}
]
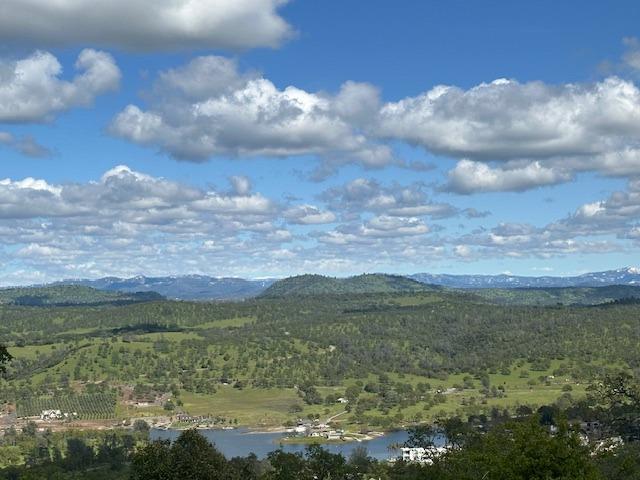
[
  {"xmin": 446, "ymin": 160, "xmax": 573, "ymax": 193},
  {"xmin": 110, "ymin": 56, "xmax": 393, "ymax": 172},
  {"xmin": 0, "ymin": 49, "xmax": 120, "ymax": 123}
]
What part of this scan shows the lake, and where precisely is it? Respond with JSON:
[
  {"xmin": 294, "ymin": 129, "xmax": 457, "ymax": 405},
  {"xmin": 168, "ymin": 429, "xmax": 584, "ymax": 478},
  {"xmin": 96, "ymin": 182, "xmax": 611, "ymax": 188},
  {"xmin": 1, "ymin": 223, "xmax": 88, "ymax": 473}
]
[{"xmin": 150, "ymin": 428, "xmax": 434, "ymax": 460}]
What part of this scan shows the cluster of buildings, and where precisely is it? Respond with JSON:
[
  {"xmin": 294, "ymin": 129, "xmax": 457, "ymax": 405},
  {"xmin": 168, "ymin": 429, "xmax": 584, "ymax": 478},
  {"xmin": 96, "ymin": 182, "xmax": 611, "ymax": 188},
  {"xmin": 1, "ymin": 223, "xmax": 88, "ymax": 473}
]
[
  {"xmin": 175, "ymin": 414, "xmax": 207, "ymax": 424},
  {"xmin": 172, "ymin": 414, "xmax": 235, "ymax": 429},
  {"xmin": 40, "ymin": 410, "xmax": 78, "ymax": 421},
  {"xmin": 287, "ymin": 421, "xmax": 345, "ymax": 440}
]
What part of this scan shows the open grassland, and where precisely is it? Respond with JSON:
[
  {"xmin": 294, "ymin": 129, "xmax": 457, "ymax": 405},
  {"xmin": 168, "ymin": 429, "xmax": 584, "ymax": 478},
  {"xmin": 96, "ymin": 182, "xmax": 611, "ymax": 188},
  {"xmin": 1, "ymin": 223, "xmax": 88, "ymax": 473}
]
[
  {"xmin": 8, "ymin": 343, "xmax": 62, "ymax": 360},
  {"xmin": 180, "ymin": 388, "xmax": 301, "ymax": 426}
]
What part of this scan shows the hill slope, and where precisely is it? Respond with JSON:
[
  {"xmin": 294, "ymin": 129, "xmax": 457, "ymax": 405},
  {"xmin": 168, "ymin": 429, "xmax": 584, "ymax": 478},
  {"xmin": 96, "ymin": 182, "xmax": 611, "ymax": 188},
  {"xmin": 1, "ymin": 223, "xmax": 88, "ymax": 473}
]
[
  {"xmin": 55, "ymin": 275, "xmax": 275, "ymax": 300},
  {"xmin": 0, "ymin": 285, "xmax": 163, "ymax": 306},
  {"xmin": 259, "ymin": 273, "xmax": 433, "ymax": 297},
  {"xmin": 469, "ymin": 284, "xmax": 640, "ymax": 306}
]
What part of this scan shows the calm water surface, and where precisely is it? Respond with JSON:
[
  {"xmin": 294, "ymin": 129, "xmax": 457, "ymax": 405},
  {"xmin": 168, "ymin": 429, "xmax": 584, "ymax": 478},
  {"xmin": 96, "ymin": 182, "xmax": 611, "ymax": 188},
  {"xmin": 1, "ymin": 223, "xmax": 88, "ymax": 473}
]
[{"xmin": 150, "ymin": 428, "xmax": 429, "ymax": 460}]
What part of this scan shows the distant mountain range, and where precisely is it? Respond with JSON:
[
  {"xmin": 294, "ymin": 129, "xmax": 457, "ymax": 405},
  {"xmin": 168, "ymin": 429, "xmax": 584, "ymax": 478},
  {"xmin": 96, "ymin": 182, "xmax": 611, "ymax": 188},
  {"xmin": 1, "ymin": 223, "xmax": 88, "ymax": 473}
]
[
  {"xmin": 409, "ymin": 267, "xmax": 640, "ymax": 289},
  {"xmin": 9, "ymin": 267, "xmax": 637, "ymax": 301},
  {"xmin": 2, "ymin": 272, "xmax": 639, "ymax": 308},
  {"xmin": 53, "ymin": 275, "xmax": 275, "ymax": 300}
]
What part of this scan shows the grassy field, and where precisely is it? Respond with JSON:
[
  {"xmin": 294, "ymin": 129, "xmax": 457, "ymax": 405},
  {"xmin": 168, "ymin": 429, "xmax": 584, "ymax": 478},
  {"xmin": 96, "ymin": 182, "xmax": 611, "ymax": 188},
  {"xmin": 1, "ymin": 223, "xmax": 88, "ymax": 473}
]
[
  {"xmin": 8, "ymin": 343, "xmax": 62, "ymax": 360},
  {"xmin": 180, "ymin": 387, "xmax": 302, "ymax": 426},
  {"xmin": 159, "ymin": 359, "xmax": 589, "ymax": 430}
]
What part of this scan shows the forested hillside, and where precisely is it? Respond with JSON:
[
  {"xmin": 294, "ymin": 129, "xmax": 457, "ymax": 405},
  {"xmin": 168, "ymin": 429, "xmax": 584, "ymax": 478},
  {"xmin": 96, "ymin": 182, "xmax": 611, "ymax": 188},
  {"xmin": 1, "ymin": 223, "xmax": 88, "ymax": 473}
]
[
  {"xmin": 259, "ymin": 273, "xmax": 434, "ymax": 297},
  {"xmin": 0, "ymin": 285, "xmax": 162, "ymax": 306},
  {"xmin": 469, "ymin": 284, "xmax": 640, "ymax": 306},
  {"xmin": 1, "ymin": 289, "xmax": 639, "ymax": 432},
  {"xmin": 259, "ymin": 274, "xmax": 640, "ymax": 305},
  {"xmin": 57, "ymin": 275, "xmax": 275, "ymax": 300}
]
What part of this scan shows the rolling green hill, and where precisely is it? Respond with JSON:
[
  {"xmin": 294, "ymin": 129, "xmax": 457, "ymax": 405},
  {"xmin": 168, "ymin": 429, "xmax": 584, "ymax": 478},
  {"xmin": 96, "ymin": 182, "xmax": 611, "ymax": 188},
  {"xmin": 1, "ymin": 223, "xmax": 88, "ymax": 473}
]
[
  {"xmin": 3, "ymin": 289, "xmax": 639, "ymax": 432},
  {"xmin": 0, "ymin": 285, "xmax": 163, "ymax": 306},
  {"xmin": 258, "ymin": 273, "xmax": 435, "ymax": 297}
]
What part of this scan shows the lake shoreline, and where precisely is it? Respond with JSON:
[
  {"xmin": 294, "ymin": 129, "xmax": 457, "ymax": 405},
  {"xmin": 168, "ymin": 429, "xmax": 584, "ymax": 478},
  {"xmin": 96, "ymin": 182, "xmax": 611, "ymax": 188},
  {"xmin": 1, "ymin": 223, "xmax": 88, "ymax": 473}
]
[
  {"xmin": 156, "ymin": 424, "xmax": 390, "ymax": 445},
  {"xmin": 149, "ymin": 427, "xmax": 421, "ymax": 460}
]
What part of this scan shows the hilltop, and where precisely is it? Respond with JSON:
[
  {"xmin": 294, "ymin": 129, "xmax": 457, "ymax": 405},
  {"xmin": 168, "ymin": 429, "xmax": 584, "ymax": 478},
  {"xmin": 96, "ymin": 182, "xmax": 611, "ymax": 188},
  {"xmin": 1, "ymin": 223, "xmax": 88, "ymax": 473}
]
[{"xmin": 258, "ymin": 273, "xmax": 434, "ymax": 298}]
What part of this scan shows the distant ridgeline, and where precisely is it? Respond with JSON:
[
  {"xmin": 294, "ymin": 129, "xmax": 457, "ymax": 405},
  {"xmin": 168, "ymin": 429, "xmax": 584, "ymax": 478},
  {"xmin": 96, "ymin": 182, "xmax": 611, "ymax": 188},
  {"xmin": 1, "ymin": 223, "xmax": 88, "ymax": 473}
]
[
  {"xmin": 4, "ymin": 267, "xmax": 640, "ymax": 304},
  {"xmin": 258, "ymin": 273, "xmax": 439, "ymax": 298},
  {"xmin": 0, "ymin": 285, "xmax": 163, "ymax": 307},
  {"xmin": 55, "ymin": 275, "xmax": 275, "ymax": 300},
  {"xmin": 467, "ymin": 285, "xmax": 640, "ymax": 307},
  {"xmin": 409, "ymin": 266, "xmax": 640, "ymax": 289}
]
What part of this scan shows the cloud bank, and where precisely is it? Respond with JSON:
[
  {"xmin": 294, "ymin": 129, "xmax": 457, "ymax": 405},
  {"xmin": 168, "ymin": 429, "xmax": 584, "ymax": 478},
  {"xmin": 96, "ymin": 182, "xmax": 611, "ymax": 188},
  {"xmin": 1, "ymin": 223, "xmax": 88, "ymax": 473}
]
[
  {"xmin": 0, "ymin": 0, "xmax": 292, "ymax": 51},
  {"xmin": 0, "ymin": 165, "xmax": 637, "ymax": 283},
  {"xmin": 111, "ymin": 56, "xmax": 392, "ymax": 174},
  {"xmin": 111, "ymin": 57, "xmax": 640, "ymax": 190}
]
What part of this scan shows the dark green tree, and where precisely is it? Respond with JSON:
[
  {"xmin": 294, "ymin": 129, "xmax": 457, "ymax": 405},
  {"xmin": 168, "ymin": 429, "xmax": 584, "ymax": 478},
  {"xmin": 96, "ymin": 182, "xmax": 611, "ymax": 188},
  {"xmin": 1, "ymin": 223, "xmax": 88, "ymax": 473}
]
[
  {"xmin": 433, "ymin": 418, "xmax": 601, "ymax": 480},
  {"xmin": 0, "ymin": 345, "xmax": 11, "ymax": 374},
  {"xmin": 592, "ymin": 372, "xmax": 640, "ymax": 441},
  {"xmin": 130, "ymin": 429, "xmax": 228, "ymax": 480},
  {"xmin": 305, "ymin": 444, "xmax": 347, "ymax": 480},
  {"xmin": 264, "ymin": 450, "xmax": 307, "ymax": 480},
  {"xmin": 405, "ymin": 424, "xmax": 438, "ymax": 448}
]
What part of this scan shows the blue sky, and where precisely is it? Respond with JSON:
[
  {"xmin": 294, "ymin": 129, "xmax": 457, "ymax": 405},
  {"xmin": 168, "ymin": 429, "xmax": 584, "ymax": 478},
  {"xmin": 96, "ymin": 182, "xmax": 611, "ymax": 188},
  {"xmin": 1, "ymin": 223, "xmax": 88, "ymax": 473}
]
[{"xmin": 0, "ymin": 0, "xmax": 639, "ymax": 284}]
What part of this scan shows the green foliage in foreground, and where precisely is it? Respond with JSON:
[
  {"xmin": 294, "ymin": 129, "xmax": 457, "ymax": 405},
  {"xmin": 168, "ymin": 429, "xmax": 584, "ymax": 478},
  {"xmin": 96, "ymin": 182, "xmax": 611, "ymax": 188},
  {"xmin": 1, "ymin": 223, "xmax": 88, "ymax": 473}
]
[
  {"xmin": 1, "ymin": 420, "xmax": 618, "ymax": 480},
  {"xmin": 0, "ymin": 427, "xmax": 142, "ymax": 479},
  {"xmin": 4, "ymin": 373, "xmax": 640, "ymax": 479},
  {"xmin": 433, "ymin": 420, "xmax": 599, "ymax": 480},
  {"xmin": 127, "ymin": 421, "xmax": 600, "ymax": 479}
]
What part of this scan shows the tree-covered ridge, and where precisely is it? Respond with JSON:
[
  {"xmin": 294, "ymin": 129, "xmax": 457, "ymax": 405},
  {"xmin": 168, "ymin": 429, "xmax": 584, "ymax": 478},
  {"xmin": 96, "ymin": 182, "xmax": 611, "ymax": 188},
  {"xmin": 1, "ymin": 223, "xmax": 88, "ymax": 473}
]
[
  {"xmin": 3, "ymin": 292, "xmax": 640, "ymax": 383},
  {"xmin": 56, "ymin": 275, "xmax": 275, "ymax": 300},
  {"xmin": 0, "ymin": 285, "xmax": 163, "ymax": 306},
  {"xmin": 258, "ymin": 273, "xmax": 640, "ymax": 306},
  {"xmin": 259, "ymin": 273, "xmax": 435, "ymax": 297},
  {"xmin": 468, "ymin": 284, "xmax": 640, "ymax": 306}
]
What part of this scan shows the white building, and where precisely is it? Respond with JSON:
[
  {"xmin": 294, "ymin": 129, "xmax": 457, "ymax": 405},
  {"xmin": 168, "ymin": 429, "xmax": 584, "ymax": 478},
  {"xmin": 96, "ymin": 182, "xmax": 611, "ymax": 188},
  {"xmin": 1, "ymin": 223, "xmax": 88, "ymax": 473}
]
[
  {"xmin": 400, "ymin": 446, "xmax": 448, "ymax": 464},
  {"xmin": 40, "ymin": 409, "xmax": 63, "ymax": 421}
]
